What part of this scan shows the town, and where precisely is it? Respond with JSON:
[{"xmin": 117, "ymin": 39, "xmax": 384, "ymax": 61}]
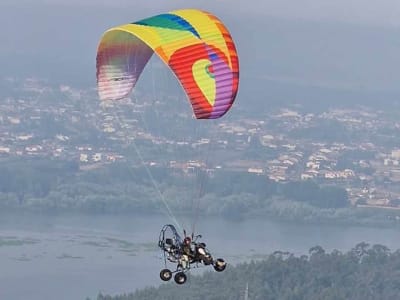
[{"xmin": 1, "ymin": 77, "xmax": 400, "ymax": 209}]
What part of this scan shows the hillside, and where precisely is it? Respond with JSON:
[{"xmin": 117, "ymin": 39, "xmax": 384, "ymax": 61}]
[{"xmin": 96, "ymin": 243, "xmax": 400, "ymax": 300}]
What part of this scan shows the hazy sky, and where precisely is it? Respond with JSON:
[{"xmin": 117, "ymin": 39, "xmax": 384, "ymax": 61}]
[
  {"xmin": 8, "ymin": 0, "xmax": 400, "ymax": 28},
  {"xmin": 1, "ymin": 0, "xmax": 400, "ymax": 95}
]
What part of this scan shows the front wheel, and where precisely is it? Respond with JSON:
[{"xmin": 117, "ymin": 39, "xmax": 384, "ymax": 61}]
[
  {"xmin": 160, "ymin": 269, "xmax": 172, "ymax": 281},
  {"xmin": 213, "ymin": 258, "xmax": 226, "ymax": 272},
  {"xmin": 174, "ymin": 272, "xmax": 187, "ymax": 284}
]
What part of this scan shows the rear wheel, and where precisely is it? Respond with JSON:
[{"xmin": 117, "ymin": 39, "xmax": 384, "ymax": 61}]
[
  {"xmin": 213, "ymin": 258, "xmax": 226, "ymax": 272},
  {"xmin": 160, "ymin": 269, "xmax": 172, "ymax": 281},
  {"xmin": 174, "ymin": 272, "xmax": 187, "ymax": 284}
]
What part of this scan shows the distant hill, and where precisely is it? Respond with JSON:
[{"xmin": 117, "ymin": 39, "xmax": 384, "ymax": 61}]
[{"xmin": 96, "ymin": 242, "xmax": 400, "ymax": 300}]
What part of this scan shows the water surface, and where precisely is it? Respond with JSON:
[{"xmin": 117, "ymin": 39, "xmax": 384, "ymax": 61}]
[{"xmin": 0, "ymin": 213, "xmax": 399, "ymax": 300}]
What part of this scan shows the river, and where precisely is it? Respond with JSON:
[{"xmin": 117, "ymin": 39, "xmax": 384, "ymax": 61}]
[{"xmin": 0, "ymin": 212, "xmax": 400, "ymax": 300}]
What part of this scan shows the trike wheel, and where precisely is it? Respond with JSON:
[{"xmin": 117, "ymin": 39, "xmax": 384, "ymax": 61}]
[
  {"xmin": 160, "ymin": 269, "xmax": 172, "ymax": 281},
  {"xmin": 174, "ymin": 272, "xmax": 187, "ymax": 284}
]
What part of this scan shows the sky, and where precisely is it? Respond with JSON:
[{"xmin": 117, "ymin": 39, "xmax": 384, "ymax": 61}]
[
  {"xmin": 7, "ymin": 0, "xmax": 400, "ymax": 28},
  {"xmin": 1, "ymin": 0, "xmax": 400, "ymax": 96}
]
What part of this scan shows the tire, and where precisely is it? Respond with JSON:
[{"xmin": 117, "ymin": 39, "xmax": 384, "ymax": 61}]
[
  {"xmin": 160, "ymin": 269, "xmax": 172, "ymax": 281},
  {"xmin": 213, "ymin": 258, "xmax": 226, "ymax": 272},
  {"xmin": 174, "ymin": 272, "xmax": 187, "ymax": 284}
]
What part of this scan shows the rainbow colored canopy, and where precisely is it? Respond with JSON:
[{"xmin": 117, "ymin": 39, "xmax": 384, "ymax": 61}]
[{"xmin": 96, "ymin": 9, "xmax": 239, "ymax": 119}]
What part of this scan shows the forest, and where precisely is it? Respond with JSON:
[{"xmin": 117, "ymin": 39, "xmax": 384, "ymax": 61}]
[
  {"xmin": 0, "ymin": 157, "xmax": 398, "ymax": 225},
  {"xmin": 0, "ymin": 158, "xmax": 348, "ymax": 214},
  {"xmin": 95, "ymin": 242, "xmax": 400, "ymax": 300}
]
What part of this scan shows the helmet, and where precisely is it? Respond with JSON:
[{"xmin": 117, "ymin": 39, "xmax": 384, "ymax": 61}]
[{"xmin": 184, "ymin": 237, "xmax": 191, "ymax": 245}]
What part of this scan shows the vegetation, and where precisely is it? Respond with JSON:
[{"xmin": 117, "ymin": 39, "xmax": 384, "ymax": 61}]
[
  {"xmin": 95, "ymin": 243, "xmax": 400, "ymax": 300},
  {"xmin": 0, "ymin": 158, "xmax": 398, "ymax": 225}
]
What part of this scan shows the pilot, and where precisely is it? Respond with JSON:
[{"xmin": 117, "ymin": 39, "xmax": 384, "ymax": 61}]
[{"xmin": 182, "ymin": 236, "xmax": 195, "ymax": 259}]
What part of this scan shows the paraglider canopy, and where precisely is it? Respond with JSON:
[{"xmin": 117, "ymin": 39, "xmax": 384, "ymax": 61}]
[{"xmin": 96, "ymin": 9, "xmax": 239, "ymax": 119}]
